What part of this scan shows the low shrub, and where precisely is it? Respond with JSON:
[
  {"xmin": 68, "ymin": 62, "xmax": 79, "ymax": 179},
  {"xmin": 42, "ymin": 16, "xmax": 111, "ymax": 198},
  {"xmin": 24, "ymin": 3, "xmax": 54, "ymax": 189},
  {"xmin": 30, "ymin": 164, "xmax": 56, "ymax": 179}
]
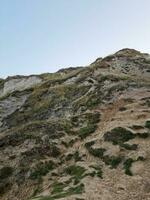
[
  {"xmin": 90, "ymin": 165, "xmax": 103, "ymax": 178},
  {"xmin": 88, "ymin": 148, "xmax": 106, "ymax": 158},
  {"xmin": 104, "ymin": 127, "xmax": 135, "ymax": 145},
  {"xmin": 123, "ymin": 158, "xmax": 134, "ymax": 176},
  {"xmin": 0, "ymin": 167, "xmax": 13, "ymax": 180},
  {"xmin": 145, "ymin": 120, "xmax": 150, "ymax": 129},
  {"xmin": 65, "ymin": 165, "xmax": 86, "ymax": 184},
  {"xmin": 103, "ymin": 155, "xmax": 122, "ymax": 168},
  {"xmin": 30, "ymin": 160, "xmax": 55, "ymax": 180},
  {"xmin": 78, "ymin": 124, "xmax": 97, "ymax": 139},
  {"xmin": 120, "ymin": 143, "xmax": 138, "ymax": 150},
  {"xmin": 137, "ymin": 132, "xmax": 149, "ymax": 138}
]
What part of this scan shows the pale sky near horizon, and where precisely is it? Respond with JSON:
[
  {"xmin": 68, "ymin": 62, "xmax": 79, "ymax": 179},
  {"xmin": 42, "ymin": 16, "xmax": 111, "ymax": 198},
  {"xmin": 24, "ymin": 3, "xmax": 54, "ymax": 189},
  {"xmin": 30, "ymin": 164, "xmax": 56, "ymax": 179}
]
[{"xmin": 1, "ymin": 0, "xmax": 150, "ymax": 78}]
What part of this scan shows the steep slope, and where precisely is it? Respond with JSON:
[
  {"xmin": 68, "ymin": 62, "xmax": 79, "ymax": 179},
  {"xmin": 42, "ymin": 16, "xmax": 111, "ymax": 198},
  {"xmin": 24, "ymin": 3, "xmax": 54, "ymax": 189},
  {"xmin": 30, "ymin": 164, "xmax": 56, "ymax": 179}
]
[{"xmin": 0, "ymin": 49, "xmax": 150, "ymax": 200}]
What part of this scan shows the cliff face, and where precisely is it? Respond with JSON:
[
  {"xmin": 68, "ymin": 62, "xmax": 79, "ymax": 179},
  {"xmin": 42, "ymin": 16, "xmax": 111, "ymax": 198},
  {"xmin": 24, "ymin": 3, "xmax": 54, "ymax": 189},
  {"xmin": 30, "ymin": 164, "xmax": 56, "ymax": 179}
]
[{"xmin": 0, "ymin": 49, "xmax": 150, "ymax": 200}]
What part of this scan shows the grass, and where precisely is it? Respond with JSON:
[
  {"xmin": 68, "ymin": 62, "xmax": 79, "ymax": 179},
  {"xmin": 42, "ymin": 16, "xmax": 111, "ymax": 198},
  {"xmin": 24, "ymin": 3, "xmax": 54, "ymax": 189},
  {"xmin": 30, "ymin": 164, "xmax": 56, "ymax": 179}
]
[
  {"xmin": 145, "ymin": 120, "xmax": 150, "ymax": 129},
  {"xmin": 65, "ymin": 165, "xmax": 86, "ymax": 185},
  {"xmin": 51, "ymin": 182, "xmax": 66, "ymax": 194},
  {"xmin": 65, "ymin": 165, "xmax": 85, "ymax": 177},
  {"xmin": 123, "ymin": 158, "xmax": 134, "ymax": 176},
  {"xmin": 84, "ymin": 112, "xmax": 100, "ymax": 124},
  {"xmin": 85, "ymin": 140, "xmax": 106, "ymax": 158},
  {"xmin": 137, "ymin": 132, "xmax": 149, "ymax": 138},
  {"xmin": 33, "ymin": 183, "xmax": 84, "ymax": 200},
  {"xmin": 131, "ymin": 125, "xmax": 144, "ymax": 130},
  {"xmin": 5, "ymin": 82, "xmax": 91, "ymax": 127},
  {"xmin": 104, "ymin": 127, "xmax": 136, "ymax": 145},
  {"xmin": 65, "ymin": 151, "xmax": 82, "ymax": 162},
  {"xmin": 89, "ymin": 165, "xmax": 103, "ymax": 178},
  {"xmin": 103, "ymin": 156, "xmax": 122, "ymax": 169},
  {"xmin": 30, "ymin": 161, "xmax": 55, "ymax": 180},
  {"xmin": 88, "ymin": 147, "xmax": 106, "ymax": 158},
  {"xmin": 0, "ymin": 181, "xmax": 12, "ymax": 196},
  {"xmin": 78, "ymin": 124, "xmax": 97, "ymax": 139},
  {"xmin": 120, "ymin": 143, "xmax": 138, "ymax": 150},
  {"xmin": 0, "ymin": 78, "xmax": 4, "ymax": 89},
  {"xmin": 0, "ymin": 166, "xmax": 13, "ymax": 180},
  {"xmin": 85, "ymin": 140, "xmax": 122, "ymax": 169}
]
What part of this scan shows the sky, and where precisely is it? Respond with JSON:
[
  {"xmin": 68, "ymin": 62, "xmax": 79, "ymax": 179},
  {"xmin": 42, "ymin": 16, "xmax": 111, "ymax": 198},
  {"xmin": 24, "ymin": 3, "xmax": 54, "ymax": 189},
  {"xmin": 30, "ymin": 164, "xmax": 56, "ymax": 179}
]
[{"xmin": 1, "ymin": 0, "xmax": 150, "ymax": 78}]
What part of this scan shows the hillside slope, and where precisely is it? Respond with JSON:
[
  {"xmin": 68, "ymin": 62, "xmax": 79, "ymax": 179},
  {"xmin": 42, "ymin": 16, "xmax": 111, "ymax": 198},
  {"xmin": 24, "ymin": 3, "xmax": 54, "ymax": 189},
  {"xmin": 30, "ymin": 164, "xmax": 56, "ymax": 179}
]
[{"xmin": 0, "ymin": 49, "xmax": 150, "ymax": 200}]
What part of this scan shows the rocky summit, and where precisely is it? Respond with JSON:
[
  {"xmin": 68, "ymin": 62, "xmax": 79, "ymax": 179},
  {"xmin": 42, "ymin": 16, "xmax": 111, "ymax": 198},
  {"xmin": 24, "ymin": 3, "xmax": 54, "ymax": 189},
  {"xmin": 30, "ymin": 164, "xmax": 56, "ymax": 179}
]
[{"xmin": 0, "ymin": 48, "xmax": 150, "ymax": 200}]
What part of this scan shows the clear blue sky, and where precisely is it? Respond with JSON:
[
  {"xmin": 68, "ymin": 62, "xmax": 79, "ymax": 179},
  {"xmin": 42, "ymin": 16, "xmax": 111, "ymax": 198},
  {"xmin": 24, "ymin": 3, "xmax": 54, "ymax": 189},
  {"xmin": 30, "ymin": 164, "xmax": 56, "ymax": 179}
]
[{"xmin": 1, "ymin": 0, "xmax": 150, "ymax": 78}]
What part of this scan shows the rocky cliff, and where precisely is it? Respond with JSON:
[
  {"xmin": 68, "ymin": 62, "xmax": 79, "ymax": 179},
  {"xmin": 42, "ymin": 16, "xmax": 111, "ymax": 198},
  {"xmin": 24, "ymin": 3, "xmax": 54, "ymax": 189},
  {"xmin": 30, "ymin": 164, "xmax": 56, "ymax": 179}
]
[{"xmin": 0, "ymin": 49, "xmax": 150, "ymax": 200}]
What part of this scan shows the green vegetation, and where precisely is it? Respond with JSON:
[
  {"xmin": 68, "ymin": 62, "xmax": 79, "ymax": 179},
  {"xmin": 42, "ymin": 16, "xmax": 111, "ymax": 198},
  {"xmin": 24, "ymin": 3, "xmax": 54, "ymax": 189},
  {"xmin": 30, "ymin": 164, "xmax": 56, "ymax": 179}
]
[
  {"xmin": 0, "ymin": 181, "xmax": 12, "ymax": 196},
  {"xmin": 0, "ymin": 166, "xmax": 13, "ymax": 196},
  {"xmin": 65, "ymin": 165, "xmax": 86, "ymax": 185},
  {"xmin": 0, "ymin": 79, "xmax": 4, "ymax": 92},
  {"xmin": 86, "ymin": 95, "xmax": 102, "ymax": 108},
  {"xmin": 85, "ymin": 112, "xmax": 101, "ymax": 124},
  {"xmin": 51, "ymin": 182, "xmax": 66, "ymax": 194},
  {"xmin": 120, "ymin": 143, "xmax": 138, "ymax": 150},
  {"xmin": 30, "ymin": 161, "xmax": 55, "ymax": 180},
  {"xmin": 89, "ymin": 165, "xmax": 103, "ymax": 178},
  {"xmin": 85, "ymin": 140, "xmax": 122, "ymax": 168},
  {"xmin": 104, "ymin": 127, "xmax": 135, "ymax": 145},
  {"xmin": 88, "ymin": 147, "xmax": 106, "ymax": 158},
  {"xmin": 145, "ymin": 99, "xmax": 150, "ymax": 107},
  {"xmin": 131, "ymin": 125, "xmax": 144, "ymax": 130},
  {"xmin": 65, "ymin": 165, "xmax": 85, "ymax": 177},
  {"xmin": 0, "ymin": 166, "xmax": 13, "ymax": 180},
  {"xmin": 85, "ymin": 140, "xmax": 106, "ymax": 158},
  {"xmin": 78, "ymin": 124, "xmax": 97, "ymax": 139},
  {"xmin": 65, "ymin": 151, "xmax": 82, "ymax": 162},
  {"xmin": 137, "ymin": 132, "xmax": 149, "ymax": 138},
  {"xmin": 34, "ymin": 183, "xmax": 84, "ymax": 200},
  {"xmin": 123, "ymin": 158, "xmax": 134, "ymax": 176},
  {"xmin": 145, "ymin": 120, "xmax": 150, "ymax": 129},
  {"xmin": 103, "ymin": 155, "xmax": 122, "ymax": 168},
  {"xmin": 5, "ymin": 83, "xmax": 91, "ymax": 128}
]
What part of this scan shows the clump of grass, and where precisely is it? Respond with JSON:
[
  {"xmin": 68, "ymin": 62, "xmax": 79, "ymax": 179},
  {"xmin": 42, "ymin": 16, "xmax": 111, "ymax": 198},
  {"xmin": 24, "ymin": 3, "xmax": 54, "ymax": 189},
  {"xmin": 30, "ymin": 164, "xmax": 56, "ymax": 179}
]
[
  {"xmin": 88, "ymin": 147, "xmax": 106, "ymax": 158},
  {"xmin": 144, "ymin": 99, "xmax": 150, "ymax": 107},
  {"xmin": 145, "ymin": 120, "xmax": 150, "ymax": 129},
  {"xmin": 137, "ymin": 132, "xmax": 149, "ymax": 138},
  {"xmin": 104, "ymin": 127, "xmax": 135, "ymax": 145},
  {"xmin": 137, "ymin": 156, "xmax": 145, "ymax": 161},
  {"xmin": 120, "ymin": 143, "xmax": 138, "ymax": 150},
  {"xmin": 86, "ymin": 95, "xmax": 102, "ymax": 108},
  {"xmin": 123, "ymin": 158, "xmax": 134, "ymax": 176},
  {"xmin": 78, "ymin": 124, "xmax": 97, "ymax": 139},
  {"xmin": 51, "ymin": 182, "xmax": 66, "ymax": 194},
  {"xmin": 0, "ymin": 166, "xmax": 13, "ymax": 180},
  {"xmin": 65, "ymin": 165, "xmax": 86, "ymax": 184},
  {"xmin": 65, "ymin": 151, "xmax": 82, "ymax": 162},
  {"xmin": 85, "ymin": 140, "xmax": 106, "ymax": 158},
  {"xmin": 30, "ymin": 160, "xmax": 55, "ymax": 180},
  {"xmin": 0, "ymin": 181, "xmax": 12, "ymax": 196},
  {"xmin": 84, "ymin": 141, "xmax": 95, "ymax": 148},
  {"xmin": 131, "ymin": 125, "xmax": 144, "ymax": 130},
  {"xmin": 89, "ymin": 165, "xmax": 103, "ymax": 178},
  {"xmin": 85, "ymin": 112, "xmax": 101, "ymax": 124},
  {"xmin": 50, "ymin": 145, "xmax": 61, "ymax": 158},
  {"xmin": 103, "ymin": 155, "xmax": 122, "ymax": 169},
  {"xmin": 37, "ymin": 183, "xmax": 84, "ymax": 200},
  {"xmin": 65, "ymin": 165, "xmax": 85, "ymax": 177},
  {"xmin": 119, "ymin": 107, "xmax": 127, "ymax": 111},
  {"xmin": 85, "ymin": 141, "xmax": 122, "ymax": 169}
]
